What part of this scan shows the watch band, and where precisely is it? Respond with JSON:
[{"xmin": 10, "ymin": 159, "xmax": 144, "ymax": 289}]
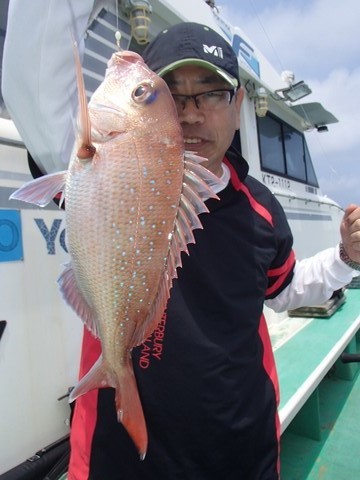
[{"xmin": 339, "ymin": 242, "xmax": 360, "ymax": 271}]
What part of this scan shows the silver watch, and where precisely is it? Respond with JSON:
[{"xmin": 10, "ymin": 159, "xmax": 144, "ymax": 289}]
[{"xmin": 339, "ymin": 242, "xmax": 360, "ymax": 271}]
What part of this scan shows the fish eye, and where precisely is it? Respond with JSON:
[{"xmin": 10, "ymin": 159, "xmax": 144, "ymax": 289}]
[{"xmin": 132, "ymin": 82, "xmax": 155, "ymax": 103}]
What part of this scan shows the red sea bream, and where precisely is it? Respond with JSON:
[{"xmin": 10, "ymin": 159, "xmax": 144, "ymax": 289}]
[{"xmin": 10, "ymin": 50, "xmax": 224, "ymax": 459}]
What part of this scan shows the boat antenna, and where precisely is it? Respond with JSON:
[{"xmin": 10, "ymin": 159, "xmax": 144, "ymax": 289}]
[
  {"xmin": 248, "ymin": 1, "xmax": 314, "ymax": 129},
  {"xmin": 248, "ymin": 0, "xmax": 284, "ymax": 73}
]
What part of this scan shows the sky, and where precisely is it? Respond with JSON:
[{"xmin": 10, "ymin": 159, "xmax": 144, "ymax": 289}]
[{"xmin": 217, "ymin": 0, "xmax": 360, "ymax": 209}]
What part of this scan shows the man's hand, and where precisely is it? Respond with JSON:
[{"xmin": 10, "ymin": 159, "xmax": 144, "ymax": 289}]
[{"xmin": 340, "ymin": 204, "xmax": 360, "ymax": 263}]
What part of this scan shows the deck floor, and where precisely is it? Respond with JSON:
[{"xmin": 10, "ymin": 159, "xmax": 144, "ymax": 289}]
[{"xmin": 280, "ymin": 367, "xmax": 360, "ymax": 479}]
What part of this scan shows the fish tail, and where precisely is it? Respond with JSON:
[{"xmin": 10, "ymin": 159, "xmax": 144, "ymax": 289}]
[
  {"xmin": 69, "ymin": 354, "xmax": 148, "ymax": 460},
  {"xmin": 116, "ymin": 361, "xmax": 148, "ymax": 461}
]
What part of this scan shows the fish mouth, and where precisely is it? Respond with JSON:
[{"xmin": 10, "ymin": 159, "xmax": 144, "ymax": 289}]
[
  {"xmin": 88, "ymin": 103, "xmax": 126, "ymax": 142},
  {"xmin": 111, "ymin": 50, "xmax": 144, "ymax": 65},
  {"xmin": 89, "ymin": 102, "xmax": 124, "ymax": 116}
]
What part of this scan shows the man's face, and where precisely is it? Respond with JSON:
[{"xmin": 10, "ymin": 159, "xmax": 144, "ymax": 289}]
[{"xmin": 165, "ymin": 65, "xmax": 243, "ymax": 176}]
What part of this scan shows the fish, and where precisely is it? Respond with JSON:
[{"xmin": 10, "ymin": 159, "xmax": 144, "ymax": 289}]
[{"xmin": 10, "ymin": 48, "xmax": 224, "ymax": 459}]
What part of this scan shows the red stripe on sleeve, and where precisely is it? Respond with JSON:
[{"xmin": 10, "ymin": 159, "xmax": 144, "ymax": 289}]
[
  {"xmin": 268, "ymin": 250, "xmax": 295, "ymax": 277},
  {"xmin": 68, "ymin": 328, "xmax": 102, "ymax": 480},
  {"xmin": 266, "ymin": 251, "xmax": 296, "ymax": 296},
  {"xmin": 224, "ymin": 158, "xmax": 273, "ymax": 227}
]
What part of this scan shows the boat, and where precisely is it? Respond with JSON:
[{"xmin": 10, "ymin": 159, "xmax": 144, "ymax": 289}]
[{"xmin": 0, "ymin": 0, "xmax": 359, "ymax": 478}]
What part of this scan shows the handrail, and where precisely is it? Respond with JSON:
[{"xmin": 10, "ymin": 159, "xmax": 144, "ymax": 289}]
[{"xmin": 273, "ymin": 190, "xmax": 344, "ymax": 212}]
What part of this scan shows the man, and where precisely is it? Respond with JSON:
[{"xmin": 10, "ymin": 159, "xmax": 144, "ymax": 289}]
[{"xmin": 3, "ymin": 5, "xmax": 360, "ymax": 480}]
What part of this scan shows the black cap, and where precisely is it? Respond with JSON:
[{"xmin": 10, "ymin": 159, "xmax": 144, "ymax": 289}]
[{"xmin": 142, "ymin": 22, "xmax": 240, "ymax": 87}]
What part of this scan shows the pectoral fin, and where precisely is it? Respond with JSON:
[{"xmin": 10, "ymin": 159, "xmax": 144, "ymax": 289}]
[{"xmin": 10, "ymin": 171, "xmax": 67, "ymax": 207}]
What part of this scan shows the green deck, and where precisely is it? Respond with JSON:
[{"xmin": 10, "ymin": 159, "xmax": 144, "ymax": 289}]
[
  {"xmin": 275, "ymin": 289, "xmax": 360, "ymax": 478},
  {"xmin": 281, "ymin": 369, "xmax": 360, "ymax": 479}
]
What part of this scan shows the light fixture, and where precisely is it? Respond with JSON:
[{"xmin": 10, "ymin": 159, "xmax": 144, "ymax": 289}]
[
  {"xmin": 274, "ymin": 80, "xmax": 312, "ymax": 102},
  {"xmin": 255, "ymin": 87, "xmax": 269, "ymax": 117},
  {"xmin": 244, "ymin": 81, "xmax": 269, "ymax": 117},
  {"xmin": 120, "ymin": 0, "xmax": 152, "ymax": 45}
]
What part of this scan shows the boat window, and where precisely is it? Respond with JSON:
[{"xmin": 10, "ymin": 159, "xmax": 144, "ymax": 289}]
[
  {"xmin": 304, "ymin": 141, "xmax": 318, "ymax": 186},
  {"xmin": 283, "ymin": 125, "xmax": 306, "ymax": 181},
  {"xmin": 258, "ymin": 115, "xmax": 286, "ymax": 174},
  {"xmin": 258, "ymin": 113, "xmax": 319, "ymax": 187}
]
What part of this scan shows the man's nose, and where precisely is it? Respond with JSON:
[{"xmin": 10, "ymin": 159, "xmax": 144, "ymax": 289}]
[{"xmin": 178, "ymin": 99, "xmax": 205, "ymax": 124}]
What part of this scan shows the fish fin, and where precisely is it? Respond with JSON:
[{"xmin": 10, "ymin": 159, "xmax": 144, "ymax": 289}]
[
  {"xmin": 69, "ymin": 355, "xmax": 148, "ymax": 460},
  {"xmin": 131, "ymin": 272, "xmax": 171, "ymax": 347},
  {"xmin": 69, "ymin": 355, "xmax": 110, "ymax": 401},
  {"xmin": 115, "ymin": 358, "xmax": 148, "ymax": 460},
  {"xmin": 184, "ymin": 152, "xmax": 226, "ymax": 201},
  {"xmin": 9, "ymin": 171, "xmax": 67, "ymax": 207},
  {"xmin": 58, "ymin": 263, "xmax": 99, "ymax": 337},
  {"xmin": 131, "ymin": 153, "xmax": 223, "ymax": 346}
]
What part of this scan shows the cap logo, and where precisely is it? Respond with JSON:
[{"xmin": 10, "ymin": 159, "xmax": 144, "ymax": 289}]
[{"xmin": 203, "ymin": 44, "xmax": 223, "ymax": 59}]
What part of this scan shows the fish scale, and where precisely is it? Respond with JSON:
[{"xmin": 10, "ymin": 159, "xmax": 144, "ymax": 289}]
[
  {"xmin": 66, "ymin": 141, "xmax": 183, "ymax": 356},
  {"xmin": 10, "ymin": 49, "xmax": 225, "ymax": 459}
]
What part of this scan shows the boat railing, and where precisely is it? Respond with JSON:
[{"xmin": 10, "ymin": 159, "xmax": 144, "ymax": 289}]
[{"xmin": 272, "ymin": 190, "xmax": 343, "ymax": 211}]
